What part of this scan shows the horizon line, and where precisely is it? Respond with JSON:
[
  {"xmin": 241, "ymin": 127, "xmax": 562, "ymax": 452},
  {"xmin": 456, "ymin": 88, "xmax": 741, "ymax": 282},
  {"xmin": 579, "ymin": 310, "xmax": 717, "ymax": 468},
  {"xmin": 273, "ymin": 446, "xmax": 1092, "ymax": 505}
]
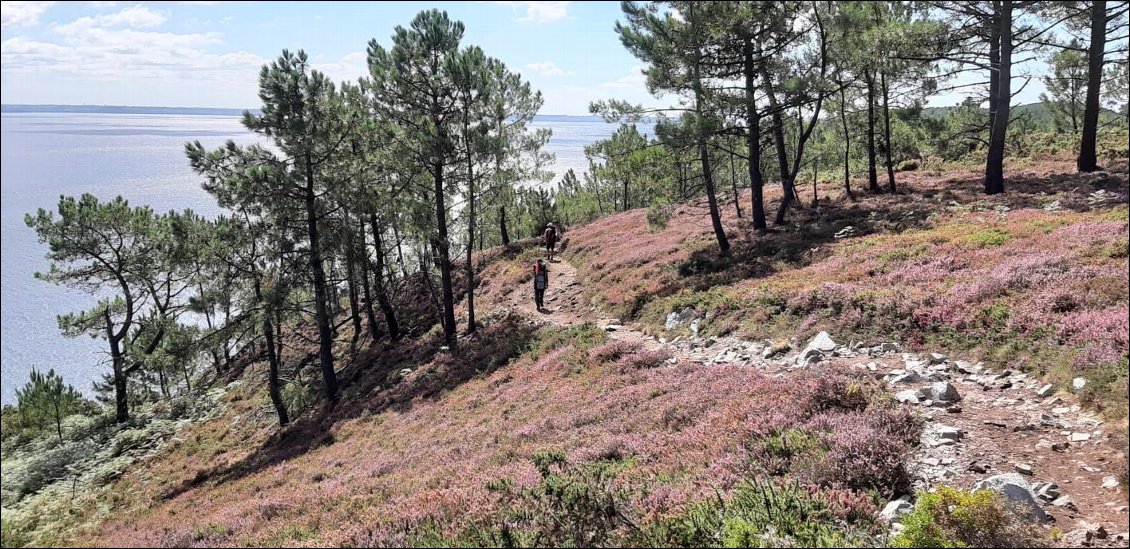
[{"xmin": 0, "ymin": 103, "xmax": 602, "ymax": 118}]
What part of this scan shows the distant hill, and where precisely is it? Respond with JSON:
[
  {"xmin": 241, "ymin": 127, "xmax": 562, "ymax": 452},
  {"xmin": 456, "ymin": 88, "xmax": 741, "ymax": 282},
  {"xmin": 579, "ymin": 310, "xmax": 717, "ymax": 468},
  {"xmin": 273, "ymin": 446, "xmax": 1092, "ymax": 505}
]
[
  {"xmin": 920, "ymin": 101, "xmax": 1052, "ymax": 120},
  {"xmin": 920, "ymin": 101, "xmax": 1125, "ymax": 123}
]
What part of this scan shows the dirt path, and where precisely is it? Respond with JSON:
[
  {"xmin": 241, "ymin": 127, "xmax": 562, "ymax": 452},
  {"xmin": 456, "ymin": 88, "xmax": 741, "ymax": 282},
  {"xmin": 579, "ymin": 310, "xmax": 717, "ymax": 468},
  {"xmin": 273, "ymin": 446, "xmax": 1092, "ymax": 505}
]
[{"xmin": 486, "ymin": 252, "xmax": 1128, "ymax": 546}]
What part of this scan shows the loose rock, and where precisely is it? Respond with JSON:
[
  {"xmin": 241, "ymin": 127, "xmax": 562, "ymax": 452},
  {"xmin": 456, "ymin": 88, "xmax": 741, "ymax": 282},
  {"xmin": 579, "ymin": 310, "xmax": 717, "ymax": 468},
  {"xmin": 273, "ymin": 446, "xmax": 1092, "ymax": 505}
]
[
  {"xmin": 972, "ymin": 474, "xmax": 1048, "ymax": 523},
  {"xmin": 926, "ymin": 381, "xmax": 961, "ymax": 403},
  {"xmin": 879, "ymin": 499, "xmax": 913, "ymax": 523}
]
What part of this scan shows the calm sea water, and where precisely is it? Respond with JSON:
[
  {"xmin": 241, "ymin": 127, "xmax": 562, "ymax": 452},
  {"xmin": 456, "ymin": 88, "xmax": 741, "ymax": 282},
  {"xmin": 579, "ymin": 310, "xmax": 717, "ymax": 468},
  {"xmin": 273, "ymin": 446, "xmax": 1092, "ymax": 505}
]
[{"xmin": 0, "ymin": 112, "xmax": 632, "ymax": 404}]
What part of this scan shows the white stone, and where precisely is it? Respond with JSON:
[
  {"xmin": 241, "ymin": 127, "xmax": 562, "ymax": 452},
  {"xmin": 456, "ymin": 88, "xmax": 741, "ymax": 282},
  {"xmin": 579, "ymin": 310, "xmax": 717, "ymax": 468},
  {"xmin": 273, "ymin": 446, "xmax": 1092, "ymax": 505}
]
[
  {"xmin": 896, "ymin": 390, "xmax": 922, "ymax": 405},
  {"xmin": 927, "ymin": 382, "xmax": 962, "ymax": 402},
  {"xmin": 1036, "ymin": 384, "xmax": 1054, "ymax": 398},
  {"xmin": 888, "ymin": 372, "xmax": 925, "ymax": 385},
  {"xmin": 973, "ymin": 474, "xmax": 1048, "ymax": 523},
  {"xmin": 880, "ymin": 499, "xmax": 913, "ymax": 523},
  {"xmin": 928, "ymin": 352, "xmax": 949, "ymax": 364},
  {"xmin": 807, "ymin": 331, "xmax": 838, "ymax": 352},
  {"xmin": 936, "ymin": 425, "xmax": 964, "ymax": 441},
  {"xmin": 1102, "ymin": 476, "xmax": 1120, "ymax": 489},
  {"xmin": 1051, "ymin": 496, "xmax": 1073, "ymax": 507},
  {"xmin": 1069, "ymin": 432, "xmax": 1091, "ymax": 443},
  {"xmin": 1072, "ymin": 377, "xmax": 1087, "ymax": 391},
  {"xmin": 1015, "ymin": 463, "xmax": 1034, "ymax": 475}
]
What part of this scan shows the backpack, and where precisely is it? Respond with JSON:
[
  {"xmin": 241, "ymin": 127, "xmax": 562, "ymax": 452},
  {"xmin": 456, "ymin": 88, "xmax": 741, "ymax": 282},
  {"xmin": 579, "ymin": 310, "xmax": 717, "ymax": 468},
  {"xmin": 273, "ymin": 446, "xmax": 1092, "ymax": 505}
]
[{"xmin": 533, "ymin": 264, "xmax": 548, "ymax": 289}]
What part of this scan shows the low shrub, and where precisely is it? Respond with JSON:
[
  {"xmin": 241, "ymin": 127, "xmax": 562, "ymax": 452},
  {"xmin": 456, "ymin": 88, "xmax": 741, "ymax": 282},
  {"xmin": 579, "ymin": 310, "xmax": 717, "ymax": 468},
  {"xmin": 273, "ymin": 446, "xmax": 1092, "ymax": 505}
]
[
  {"xmin": 657, "ymin": 477, "xmax": 878, "ymax": 548},
  {"xmin": 891, "ymin": 487, "xmax": 1049, "ymax": 548}
]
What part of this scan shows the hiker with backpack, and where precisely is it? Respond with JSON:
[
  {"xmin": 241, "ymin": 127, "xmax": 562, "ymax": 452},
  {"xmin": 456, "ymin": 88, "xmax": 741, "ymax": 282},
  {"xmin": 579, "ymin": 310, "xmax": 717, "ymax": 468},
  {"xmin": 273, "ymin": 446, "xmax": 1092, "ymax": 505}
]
[
  {"xmin": 533, "ymin": 258, "xmax": 549, "ymax": 311},
  {"xmin": 543, "ymin": 222, "xmax": 558, "ymax": 261}
]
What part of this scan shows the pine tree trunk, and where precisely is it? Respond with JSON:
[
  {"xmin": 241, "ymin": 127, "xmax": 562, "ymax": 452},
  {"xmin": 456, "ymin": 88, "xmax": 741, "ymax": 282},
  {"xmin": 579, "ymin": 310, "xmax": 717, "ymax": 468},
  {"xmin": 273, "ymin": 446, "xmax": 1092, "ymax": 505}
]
[
  {"xmin": 623, "ymin": 177, "xmax": 630, "ymax": 212},
  {"xmin": 881, "ymin": 70, "xmax": 896, "ymax": 193},
  {"xmin": 54, "ymin": 400, "xmax": 63, "ymax": 442},
  {"xmin": 498, "ymin": 206, "xmax": 510, "ymax": 246},
  {"xmin": 985, "ymin": 1, "xmax": 1012, "ymax": 195},
  {"xmin": 745, "ymin": 38, "xmax": 767, "ymax": 230},
  {"xmin": 465, "ymin": 146, "xmax": 477, "ymax": 334},
  {"xmin": 345, "ymin": 227, "xmax": 362, "ymax": 349},
  {"xmin": 256, "ymin": 278, "xmax": 289, "ymax": 427},
  {"xmin": 840, "ymin": 85, "xmax": 853, "ymax": 199},
  {"xmin": 1078, "ymin": 0, "xmax": 1106, "ymax": 172},
  {"xmin": 369, "ymin": 213, "xmax": 400, "ymax": 342},
  {"xmin": 696, "ymin": 64, "xmax": 729, "ymax": 254},
  {"xmin": 865, "ymin": 70, "xmax": 879, "ymax": 192},
  {"xmin": 358, "ymin": 225, "xmax": 380, "ymax": 342},
  {"xmin": 432, "ymin": 161, "xmax": 457, "ymax": 344},
  {"xmin": 729, "ymin": 152, "xmax": 742, "ymax": 219},
  {"xmin": 761, "ymin": 64, "xmax": 792, "ymax": 225},
  {"xmin": 304, "ymin": 152, "xmax": 339, "ymax": 402},
  {"xmin": 106, "ymin": 308, "xmax": 129, "ymax": 423}
]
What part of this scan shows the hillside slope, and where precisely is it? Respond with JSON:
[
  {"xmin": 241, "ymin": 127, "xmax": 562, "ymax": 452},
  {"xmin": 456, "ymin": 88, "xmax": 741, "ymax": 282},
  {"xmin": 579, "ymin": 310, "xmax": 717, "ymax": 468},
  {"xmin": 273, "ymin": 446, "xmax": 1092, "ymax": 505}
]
[{"xmin": 2, "ymin": 161, "xmax": 1128, "ymax": 548}]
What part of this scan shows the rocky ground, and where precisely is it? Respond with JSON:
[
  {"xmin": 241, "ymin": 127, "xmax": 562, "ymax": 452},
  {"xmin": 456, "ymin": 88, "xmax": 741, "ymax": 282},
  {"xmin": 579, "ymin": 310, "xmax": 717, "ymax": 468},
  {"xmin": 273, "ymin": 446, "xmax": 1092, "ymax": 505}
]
[{"xmin": 488, "ymin": 254, "xmax": 1130, "ymax": 547}]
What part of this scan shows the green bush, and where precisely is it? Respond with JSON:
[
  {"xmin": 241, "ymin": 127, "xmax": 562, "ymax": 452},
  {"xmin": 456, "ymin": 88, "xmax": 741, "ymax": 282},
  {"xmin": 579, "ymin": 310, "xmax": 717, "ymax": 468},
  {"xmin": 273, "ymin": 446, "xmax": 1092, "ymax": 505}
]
[
  {"xmin": 490, "ymin": 450, "xmax": 638, "ymax": 547},
  {"xmin": 646, "ymin": 205, "xmax": 674, "ymax": 231},
  {"xmin": 658, "ymin": 478, "xmax": 876, "ymax": 548},
  {"xmin": 965, "ymin": 228, "xmax": 1011, "ymax": 248},
  {"xmin": 1, "ymin": 509, "xmax": 30, "ymax": 548},
  {"xmin": 13, "ymin": 439, "xmax": 97, "ymax": 497},
  {"xmin": 891, "ymin": 487, "xmax": 1049, "ymax": 548}
]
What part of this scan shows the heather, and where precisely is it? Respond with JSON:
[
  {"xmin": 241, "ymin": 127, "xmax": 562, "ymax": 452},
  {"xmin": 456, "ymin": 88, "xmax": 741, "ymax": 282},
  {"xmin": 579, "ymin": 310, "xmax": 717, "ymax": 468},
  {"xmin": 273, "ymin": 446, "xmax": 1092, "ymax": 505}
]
[
  {"xmin": 1, "ymin": 312, "xmax": 921, "ymax": 547},
  {"xmin": 568, "ymin": 162, "xmax": 1130, "ymax": 421}
]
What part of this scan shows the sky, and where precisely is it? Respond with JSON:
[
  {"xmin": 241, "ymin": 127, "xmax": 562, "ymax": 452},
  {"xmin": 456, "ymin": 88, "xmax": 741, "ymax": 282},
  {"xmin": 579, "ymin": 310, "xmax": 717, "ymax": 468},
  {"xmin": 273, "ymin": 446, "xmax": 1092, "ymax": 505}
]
[{"xmin": 1, "ymin": 1, "xmax": 1054, "ymax": 116}]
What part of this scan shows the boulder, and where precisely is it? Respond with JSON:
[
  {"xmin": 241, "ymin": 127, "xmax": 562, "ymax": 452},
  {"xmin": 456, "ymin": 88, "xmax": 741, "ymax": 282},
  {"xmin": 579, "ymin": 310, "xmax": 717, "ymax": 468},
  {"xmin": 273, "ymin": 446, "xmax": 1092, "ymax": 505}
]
[
  {"xmin": 1102, "ymin": 476, "xmax": 1120, "ymax": 490},
  {"xmin": 926, "ymin": 382, "xmax": 962, "ymax": 403},
  {"xmin": 806, "ymin": 331, "xmax": 838, "ymax": 352},
  {"xmin": 797, "ymin": 347, "xmax": 824, "ymax": 365},
  {"xmin": 888, "ymin": 372, "xmax": 925, "ymax": 385},
  {"xmin": 1036, "ymin": 384, "xmax": 1054, "ymax": 398},
  {"xmin": 1014, "ymin": 463, "xmax": 1034, "ymax": 476},
  {"xmin": 1072, "ymin": 377, "xmax": 1087, "ymax": 392},
  {"xmin": 973, "ymin": 474, "xmax": 1048, "ymax": 523},
  {"xmin": 928, "ymin": 352, "xmax": 949, "ymax": 365},
  {"xmin": 896, "ymin": 390, "xmax": 923, "ymax": 405}
]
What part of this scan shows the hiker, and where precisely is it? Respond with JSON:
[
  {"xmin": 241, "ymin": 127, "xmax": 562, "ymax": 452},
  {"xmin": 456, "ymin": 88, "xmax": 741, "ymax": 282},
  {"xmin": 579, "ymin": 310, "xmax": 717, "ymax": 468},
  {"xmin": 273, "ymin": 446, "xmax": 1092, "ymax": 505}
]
[
  {"xmin": 533, "ymin": 258, "xmax": 549, "ymax": 311},
  {"xmin": 543, "ymin": 222, "xmax": 558, "ymax": 261}
]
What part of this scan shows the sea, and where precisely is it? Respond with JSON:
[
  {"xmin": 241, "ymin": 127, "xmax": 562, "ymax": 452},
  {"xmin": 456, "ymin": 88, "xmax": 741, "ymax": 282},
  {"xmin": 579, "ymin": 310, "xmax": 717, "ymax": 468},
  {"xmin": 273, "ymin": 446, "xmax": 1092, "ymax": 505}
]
[{"xmin": 0, "ymin": 108, "xmax": 641, "ymax": 404}]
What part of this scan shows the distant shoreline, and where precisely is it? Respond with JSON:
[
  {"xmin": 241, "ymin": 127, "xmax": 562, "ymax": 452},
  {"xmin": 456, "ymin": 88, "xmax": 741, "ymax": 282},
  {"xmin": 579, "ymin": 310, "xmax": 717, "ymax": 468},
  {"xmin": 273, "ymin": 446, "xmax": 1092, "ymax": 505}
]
[{"xmin": 1, "ymin": 104, "xmax": 611, "ymax": 123}]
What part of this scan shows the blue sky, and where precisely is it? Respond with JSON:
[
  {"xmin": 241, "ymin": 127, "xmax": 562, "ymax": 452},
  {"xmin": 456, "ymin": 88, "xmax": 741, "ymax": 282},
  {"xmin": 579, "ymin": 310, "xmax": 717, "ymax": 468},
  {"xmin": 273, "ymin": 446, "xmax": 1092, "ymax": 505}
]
[{"xmin": 1, "ymin": 1, "xmax": 1053, "ymax": 115}]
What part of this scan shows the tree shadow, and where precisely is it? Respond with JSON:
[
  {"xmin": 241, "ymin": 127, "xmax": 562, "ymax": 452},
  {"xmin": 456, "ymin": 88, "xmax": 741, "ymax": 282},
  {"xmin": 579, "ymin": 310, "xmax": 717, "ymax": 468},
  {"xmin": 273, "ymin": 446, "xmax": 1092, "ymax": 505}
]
[{"xmin": 161, "ymin": 313, "xmax": 541, "ymax": 502}]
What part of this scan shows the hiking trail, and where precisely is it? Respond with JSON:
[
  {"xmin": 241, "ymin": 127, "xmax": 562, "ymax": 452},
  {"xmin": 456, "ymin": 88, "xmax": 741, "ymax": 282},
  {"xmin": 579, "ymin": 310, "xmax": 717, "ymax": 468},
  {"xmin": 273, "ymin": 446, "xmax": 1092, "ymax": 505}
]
[{"xmin": 484, "ymin": 247, "xmax": 1130, "ymax": 546}]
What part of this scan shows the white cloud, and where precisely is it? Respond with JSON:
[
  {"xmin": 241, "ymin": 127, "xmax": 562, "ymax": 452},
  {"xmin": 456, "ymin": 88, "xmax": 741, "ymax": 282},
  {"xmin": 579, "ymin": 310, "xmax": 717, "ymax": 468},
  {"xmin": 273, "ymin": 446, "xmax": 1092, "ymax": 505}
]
[
  {"xmin": 312, "ymin": 51, "xmax": 368, "ymax": 84},
  {"xmin": 2, "ymin": 1, "xmax": 56, "ymax": 28},
  {"xmin": 55, "ymin": 5, "xmax": 167, "ymax": 34},
  {"xmin": 489, "ymin": 1, "xmax": 570, "ymax": 24},
  {"xmin": 3, "ymin": 5, "xmax": 262, "ymax": 86},
  {"xmin": 599, "ymin": 65, "xmax": 647, "ymax": 89},
  {"xmin": 524, "ymin": 61, "xmax": 573, "ymax": 76}
]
